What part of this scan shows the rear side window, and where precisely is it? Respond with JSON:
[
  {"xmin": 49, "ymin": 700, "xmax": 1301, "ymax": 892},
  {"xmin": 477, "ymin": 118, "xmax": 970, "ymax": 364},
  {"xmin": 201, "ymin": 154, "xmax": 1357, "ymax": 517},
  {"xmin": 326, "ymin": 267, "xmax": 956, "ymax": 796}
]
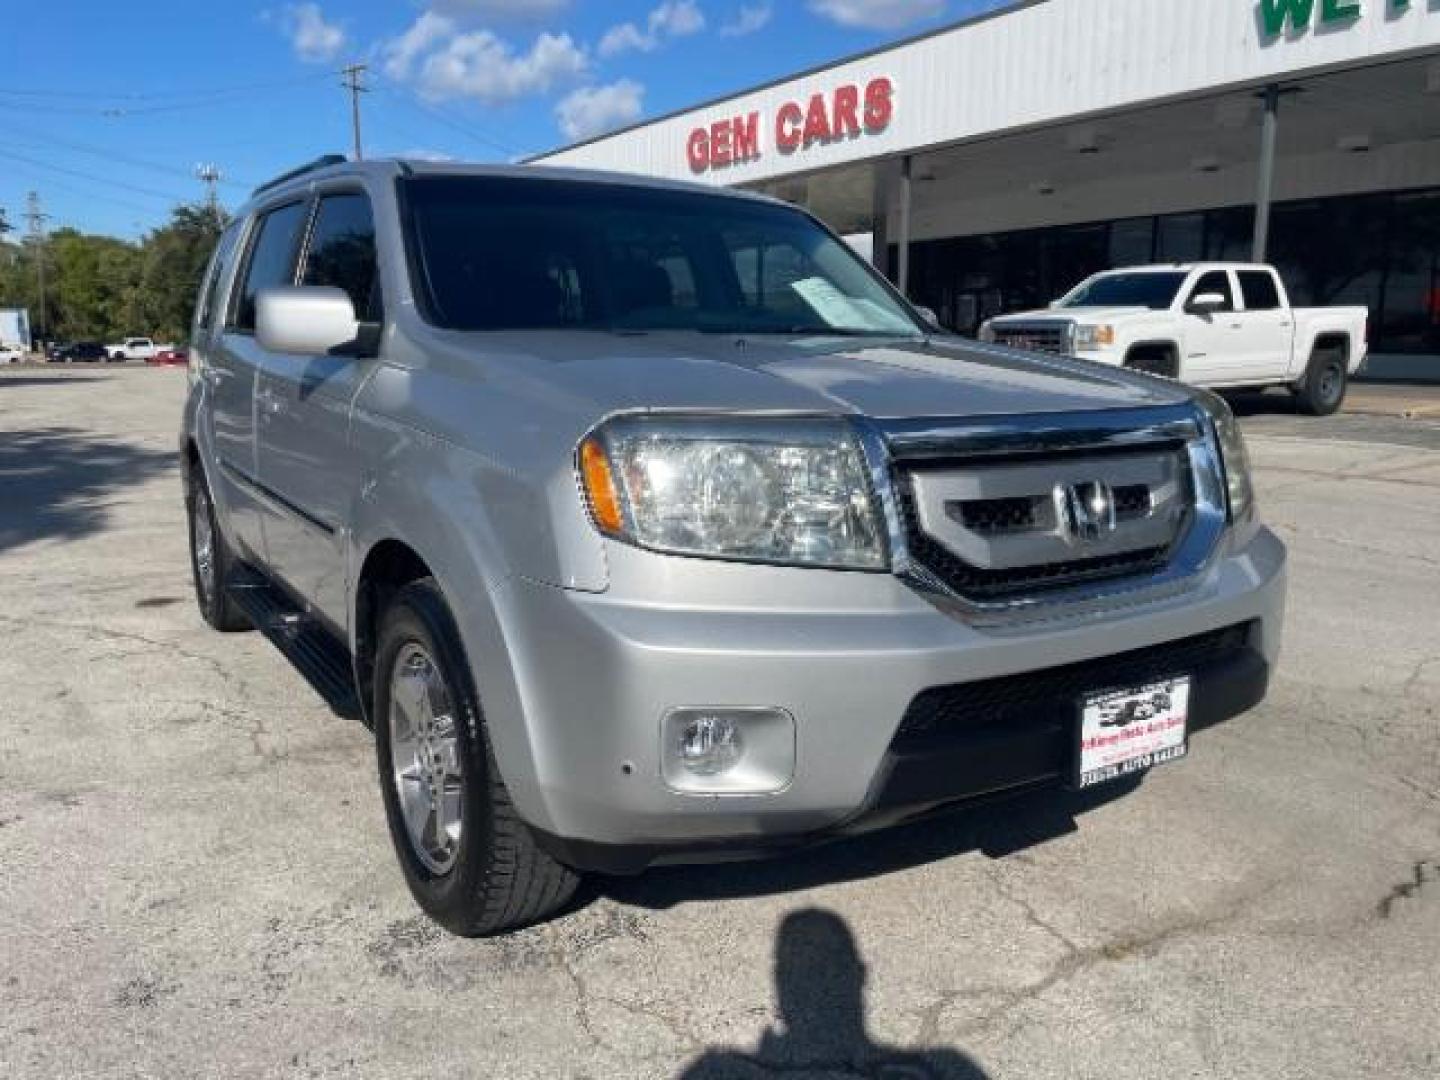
[
  {"xmin": 231, "ymin": 201, "xmax": 308, "ymax": 332},
  {"xmin": 1188, "ymin": 270, "xmax": 1235, "ymax": 312},
  {"xmin": 196, "ymin": 225, "xmax": 241, "ymax": 333},
  {"xmin": 302, "ymin": 193, "xmax": 382, "ymax": 322},
  {"xmin": 1238, "ymin": 271, "xmax": 1281, "ymax": 311}
]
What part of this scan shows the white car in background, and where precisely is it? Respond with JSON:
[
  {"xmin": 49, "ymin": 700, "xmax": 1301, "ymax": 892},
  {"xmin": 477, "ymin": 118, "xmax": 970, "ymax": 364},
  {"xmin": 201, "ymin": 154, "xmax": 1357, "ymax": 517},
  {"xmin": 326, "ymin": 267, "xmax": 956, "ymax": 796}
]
[
  {"xmin": 0, "ymin": 343, "xmax": 25, "ymax": 363},
  {"xmin": 980, "ymin": 263, "xmax": 1368, "ymax": 415}
]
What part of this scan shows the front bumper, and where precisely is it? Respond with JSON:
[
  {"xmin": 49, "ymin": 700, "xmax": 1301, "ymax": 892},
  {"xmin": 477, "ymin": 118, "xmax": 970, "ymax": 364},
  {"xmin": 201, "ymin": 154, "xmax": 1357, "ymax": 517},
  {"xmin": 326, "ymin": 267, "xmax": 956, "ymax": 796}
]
[{"xmin": 489, "ymin": 526, "xmax": 1286, "ymax": 872}]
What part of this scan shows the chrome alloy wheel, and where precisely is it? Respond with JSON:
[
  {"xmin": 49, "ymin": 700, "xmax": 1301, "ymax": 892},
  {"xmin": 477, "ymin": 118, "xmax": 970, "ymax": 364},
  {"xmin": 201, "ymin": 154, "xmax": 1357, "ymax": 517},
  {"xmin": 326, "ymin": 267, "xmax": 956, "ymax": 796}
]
[
  {"xmin": 389, "ymin": 643, "xmax": 464, "ymax": 875},
  {"xmin": 191, "ymin": 488, "xmax": 216, "ymax": 606}
]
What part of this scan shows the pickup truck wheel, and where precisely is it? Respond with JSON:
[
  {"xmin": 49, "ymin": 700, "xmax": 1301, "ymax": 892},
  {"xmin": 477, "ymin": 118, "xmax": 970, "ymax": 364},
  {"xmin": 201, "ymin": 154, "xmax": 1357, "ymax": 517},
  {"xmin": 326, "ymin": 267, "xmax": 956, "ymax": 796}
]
[
  {"xmin": 1295, "ymin": 348, "xmax": 1347, "ymax": 417},
  {"xmin": 187, "ymin": 470, "xmax": 251, "ymax": 632},
  {"xmin": 374, "ymin": 579, "xmax": 578, "ymax": 936}
]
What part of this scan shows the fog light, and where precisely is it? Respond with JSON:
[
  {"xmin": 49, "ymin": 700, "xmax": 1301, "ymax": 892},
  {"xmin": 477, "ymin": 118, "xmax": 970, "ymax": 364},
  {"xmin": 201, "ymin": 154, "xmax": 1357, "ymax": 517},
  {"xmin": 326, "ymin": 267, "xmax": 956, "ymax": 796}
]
[
  {"xmin": 661, "ymin": 707, "xmax": 795, "ymax": 795},
  {"xmin": 678, "ymin": 714, "xmax": 743, "ymax": 776}
]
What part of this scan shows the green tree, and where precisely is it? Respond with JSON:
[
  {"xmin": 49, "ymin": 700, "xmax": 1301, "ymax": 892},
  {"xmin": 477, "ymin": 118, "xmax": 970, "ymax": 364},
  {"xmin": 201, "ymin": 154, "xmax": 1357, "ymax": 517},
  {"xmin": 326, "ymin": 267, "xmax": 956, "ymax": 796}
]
[{"xmin": 133, "ymin": 203, "xmax": 228, "ymax": 342}]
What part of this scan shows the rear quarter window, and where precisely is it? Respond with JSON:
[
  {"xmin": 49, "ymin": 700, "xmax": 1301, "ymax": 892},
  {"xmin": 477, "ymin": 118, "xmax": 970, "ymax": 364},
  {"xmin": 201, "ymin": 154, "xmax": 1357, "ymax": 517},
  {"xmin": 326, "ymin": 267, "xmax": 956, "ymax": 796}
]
[{"xmin": 1239, "ymin": 271, "xmax": 1282, "ymax": 311}]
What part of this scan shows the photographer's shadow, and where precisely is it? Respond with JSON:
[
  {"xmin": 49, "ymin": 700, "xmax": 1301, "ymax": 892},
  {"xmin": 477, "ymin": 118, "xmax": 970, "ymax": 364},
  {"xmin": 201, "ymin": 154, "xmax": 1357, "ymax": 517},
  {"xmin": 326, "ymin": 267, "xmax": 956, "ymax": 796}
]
[{"xmin": 677, "ymin": 908, "xmax": 990, "ymax": 1079}]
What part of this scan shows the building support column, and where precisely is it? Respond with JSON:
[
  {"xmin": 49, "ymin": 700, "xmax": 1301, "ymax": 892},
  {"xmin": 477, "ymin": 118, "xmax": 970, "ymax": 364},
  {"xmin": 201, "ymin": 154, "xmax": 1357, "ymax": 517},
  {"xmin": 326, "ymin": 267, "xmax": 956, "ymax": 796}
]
[
  {"xmin": 870, "ymin": 161, "xmax": 891, "ymax": 275},
  {"xmin": 897, "ymin": 155, "xmax": 913, "ymax": 296},
  {"xmin": 1252, "ymin": 84, "xmax": 1282, "ymax": 262}
]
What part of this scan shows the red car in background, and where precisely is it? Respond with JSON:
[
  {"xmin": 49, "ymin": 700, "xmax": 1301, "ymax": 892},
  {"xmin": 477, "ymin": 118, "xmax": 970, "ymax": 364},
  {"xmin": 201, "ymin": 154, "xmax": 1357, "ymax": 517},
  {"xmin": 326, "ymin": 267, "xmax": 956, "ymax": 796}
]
[{"xmin": 148, "ymin": 347, "xmax": 188, "ymax": 366}]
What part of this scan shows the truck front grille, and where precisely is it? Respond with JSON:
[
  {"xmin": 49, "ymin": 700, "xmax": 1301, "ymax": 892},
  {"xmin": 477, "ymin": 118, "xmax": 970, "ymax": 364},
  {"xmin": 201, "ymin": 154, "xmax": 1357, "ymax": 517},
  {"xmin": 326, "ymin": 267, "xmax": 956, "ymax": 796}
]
[{"xmin": 991, "ymin": 324, "xmax": 1070, "ymax": 355}]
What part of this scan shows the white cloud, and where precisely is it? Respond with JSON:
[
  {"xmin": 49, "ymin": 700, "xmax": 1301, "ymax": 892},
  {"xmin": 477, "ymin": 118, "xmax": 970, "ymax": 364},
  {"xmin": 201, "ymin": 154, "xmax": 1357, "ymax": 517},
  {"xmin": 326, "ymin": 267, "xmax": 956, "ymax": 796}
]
[
  {"xmin": 279, "ymin": 3, "xmax": 347, "ymax": 63},
  {"xmin": 382, "ymin": 13, "xmax": 588, "ymax": 104},
  {"xmin": 598, "ymin": 1, "xmax": 707, "ymax": 58},
  {"xmin": 556, "ymin": 79, "xmax": 645, "ymax": 141},
  {"xmin": 415, "ymin": 29, "xmax": 587, "ymax": 103},
  {"xmin": 382, "ymin": 11, "xmax": 455, "ymax": 80},
  {"xmin": 808, "ymin": 0, "xmax": 945, "ymax": 30},
  {"xmin": 720, "ymin": 3, "xmax": 772, "ymax": 36}
]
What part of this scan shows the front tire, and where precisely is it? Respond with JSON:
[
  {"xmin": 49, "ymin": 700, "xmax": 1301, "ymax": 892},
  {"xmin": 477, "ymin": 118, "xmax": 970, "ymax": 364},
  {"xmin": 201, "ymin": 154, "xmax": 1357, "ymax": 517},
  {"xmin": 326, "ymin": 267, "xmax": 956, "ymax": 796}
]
[
  {"xmin": 374, "ymin": 579, "xmax": 578, "ymax": 936},
  {"xmin": 1295, "ymin": 346, "xmax": 1347, "ymax": 416},
  {"xmin": 187, "ymin": 467, "xmax": 251, "ymax": 632}
]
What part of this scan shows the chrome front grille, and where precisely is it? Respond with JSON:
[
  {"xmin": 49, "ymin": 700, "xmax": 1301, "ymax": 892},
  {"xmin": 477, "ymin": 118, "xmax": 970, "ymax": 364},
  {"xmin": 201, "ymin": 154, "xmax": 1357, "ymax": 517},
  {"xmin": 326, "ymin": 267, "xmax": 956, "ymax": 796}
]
[
  {"xmin": 859, "ymin": 405, "xmax": 1229, "ymax": 616},
  {"xmin": 896, "ymin": 449, "xmax": 1189, "ymax": 601},
  {"xmin": 991, "ymin": 323, "xmax": 1071, "ymax": 355}
]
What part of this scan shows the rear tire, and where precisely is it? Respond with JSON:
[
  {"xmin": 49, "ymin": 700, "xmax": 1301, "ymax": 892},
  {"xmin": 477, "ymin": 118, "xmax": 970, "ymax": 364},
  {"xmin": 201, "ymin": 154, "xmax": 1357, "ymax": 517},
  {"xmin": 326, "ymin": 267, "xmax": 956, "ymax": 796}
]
[
  {"xmin": 187, "ymin": 467, "xmax": 251, "ymax": 632},
  {"xmin": 1295, "ymin": 346, "xmax": 1347, "ymax": 416},
  {"xmin": 374, "ymin": 578, "xmax": 578, "ymax": 936}
]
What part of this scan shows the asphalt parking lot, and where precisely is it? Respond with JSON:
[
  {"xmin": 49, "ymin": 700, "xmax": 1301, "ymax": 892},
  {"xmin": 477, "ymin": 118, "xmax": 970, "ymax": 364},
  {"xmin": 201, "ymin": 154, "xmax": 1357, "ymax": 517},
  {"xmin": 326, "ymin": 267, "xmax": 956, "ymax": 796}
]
[{"xmin": 2, "ymin": 366, "xmax": 1437, "ymax": 1079}]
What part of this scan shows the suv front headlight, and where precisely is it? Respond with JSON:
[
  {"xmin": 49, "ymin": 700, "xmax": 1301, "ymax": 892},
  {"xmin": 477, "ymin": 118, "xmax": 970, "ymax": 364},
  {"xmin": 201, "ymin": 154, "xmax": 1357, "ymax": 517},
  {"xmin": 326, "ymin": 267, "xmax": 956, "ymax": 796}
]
[
  {"xmin": 1194, "ymin": 391, "xmax": 1255, "ymax": 524},
  {"xmin": 578, "ymin": 417, "xmax": 887, "ymax": 570}
]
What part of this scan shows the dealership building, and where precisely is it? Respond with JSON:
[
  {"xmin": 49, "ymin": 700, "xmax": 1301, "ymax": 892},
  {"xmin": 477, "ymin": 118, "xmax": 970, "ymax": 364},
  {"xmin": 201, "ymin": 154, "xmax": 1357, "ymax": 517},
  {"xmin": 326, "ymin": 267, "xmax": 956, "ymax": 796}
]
[{"xmin": 533, "ymin": 0, "xmax": 1440, "ymax": 379}]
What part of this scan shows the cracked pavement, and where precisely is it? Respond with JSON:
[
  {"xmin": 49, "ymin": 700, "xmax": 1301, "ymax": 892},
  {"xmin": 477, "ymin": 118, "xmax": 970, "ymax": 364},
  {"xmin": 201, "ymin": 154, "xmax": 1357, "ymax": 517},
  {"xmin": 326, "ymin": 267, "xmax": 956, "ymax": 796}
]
[{"xmin": 2, "ymin": 367, "xmax": 1437, "ymax": 1079}]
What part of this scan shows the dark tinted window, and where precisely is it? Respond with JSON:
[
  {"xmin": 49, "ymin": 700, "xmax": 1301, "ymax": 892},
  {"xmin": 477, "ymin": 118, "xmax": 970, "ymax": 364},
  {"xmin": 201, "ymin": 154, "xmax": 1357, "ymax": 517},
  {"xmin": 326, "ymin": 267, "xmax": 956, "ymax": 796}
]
[
  {"xmin": 231, "ymin": 201, "xmax": 307, "ymax": 331},
  {"xmin": 1238, "ymin": 271, "xmax": 1281, "ymax": 311},
  {"xmin": 404, "ymin": 176, "xmax": 920, "ymax": 336},
  {"xmin": 302, "ymin": 193, "xmax": 381, "ymax": 321},
  {"xmin": 196, "ymin": 224, "xmax": 242, "ymax": 332},
  {"xmin": 1188, "ymin": 270, "xmax": 1235, "ymax": 312},
  {"xmin": 1060, "ymin": 272, "xmax": 1187, "ymax": 310}
]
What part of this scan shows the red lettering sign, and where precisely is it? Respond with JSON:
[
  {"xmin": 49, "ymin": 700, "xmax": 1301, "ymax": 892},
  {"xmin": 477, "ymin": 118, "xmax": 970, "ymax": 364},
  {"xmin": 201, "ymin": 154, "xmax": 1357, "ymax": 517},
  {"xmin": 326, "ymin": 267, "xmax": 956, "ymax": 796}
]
[
  {"xmin": 687, "ymin": 112, "xmax": 762, "ymax": 173},
  {"xmin": 775, "ymin": 102, "xmax": 804, "ymax": 154},
  {"xmin": 686, "ymin": 127, "xmax": 709, "ymax": 173},
  {"xmin": 685, "ymin": 79, "xmax": 893, "ymax": 171},
  {"xmin": 864, "ymin": 77, "xmax": 894, "ymax": 132}
]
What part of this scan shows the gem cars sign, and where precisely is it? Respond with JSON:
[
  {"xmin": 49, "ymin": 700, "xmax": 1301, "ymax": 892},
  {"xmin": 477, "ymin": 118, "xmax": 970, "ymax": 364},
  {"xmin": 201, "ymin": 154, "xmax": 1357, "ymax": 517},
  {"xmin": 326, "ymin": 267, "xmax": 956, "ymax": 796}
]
[{"xmin": 686, "ymin": 77, "xmax": 895, "ymax": 174}]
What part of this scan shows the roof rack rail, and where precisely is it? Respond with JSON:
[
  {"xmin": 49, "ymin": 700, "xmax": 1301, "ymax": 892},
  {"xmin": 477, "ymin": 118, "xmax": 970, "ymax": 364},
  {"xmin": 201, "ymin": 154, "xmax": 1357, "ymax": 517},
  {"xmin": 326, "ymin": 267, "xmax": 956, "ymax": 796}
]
[{"xmin": 252, "ymin": 154, "xmax": 348, "ymax": 197}]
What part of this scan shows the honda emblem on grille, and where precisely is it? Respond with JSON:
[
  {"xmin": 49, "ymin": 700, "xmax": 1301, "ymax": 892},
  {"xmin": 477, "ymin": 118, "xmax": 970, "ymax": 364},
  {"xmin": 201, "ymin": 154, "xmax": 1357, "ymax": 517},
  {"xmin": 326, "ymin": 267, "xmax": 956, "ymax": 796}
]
[{"xmin": 1055, "ymin": 481, "xmax": 1117, "ymax": 546}]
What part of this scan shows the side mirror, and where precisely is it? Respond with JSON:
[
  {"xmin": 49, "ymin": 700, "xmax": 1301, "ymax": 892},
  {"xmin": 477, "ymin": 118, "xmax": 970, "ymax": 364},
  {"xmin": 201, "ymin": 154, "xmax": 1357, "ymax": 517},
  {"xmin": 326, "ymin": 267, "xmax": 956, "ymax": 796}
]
[
  {"xmin": 256, "ymin": 286, "xmax": 360, "ymax": 356},
  {"xmin": 1187, "ymin": 292, "xmax": 1227, "ymax": 314},
  {"xmin": 912, "ymin": 304, "xmax": 942, "ymax": 331}
]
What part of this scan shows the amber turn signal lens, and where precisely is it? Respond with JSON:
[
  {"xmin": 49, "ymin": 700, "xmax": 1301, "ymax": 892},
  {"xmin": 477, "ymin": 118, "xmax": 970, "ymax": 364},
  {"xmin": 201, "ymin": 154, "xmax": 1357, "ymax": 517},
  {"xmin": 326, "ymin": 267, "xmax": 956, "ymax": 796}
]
[{"xmin": 580, "ymin": 438, "xmax": 624, "ymax": 535}]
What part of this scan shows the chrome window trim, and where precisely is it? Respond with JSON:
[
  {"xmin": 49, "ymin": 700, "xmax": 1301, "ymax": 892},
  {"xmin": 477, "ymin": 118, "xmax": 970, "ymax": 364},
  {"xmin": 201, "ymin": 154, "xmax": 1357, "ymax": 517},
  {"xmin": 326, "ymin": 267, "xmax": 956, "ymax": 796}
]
[{"xmin": 851, "ymin": 404, "xmax": 1228, "ymax": 625}]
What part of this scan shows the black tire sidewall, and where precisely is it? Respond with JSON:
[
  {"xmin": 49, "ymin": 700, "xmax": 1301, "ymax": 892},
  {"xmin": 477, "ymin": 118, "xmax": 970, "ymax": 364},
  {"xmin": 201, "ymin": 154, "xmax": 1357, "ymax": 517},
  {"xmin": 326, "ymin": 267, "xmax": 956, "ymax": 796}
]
[
  {"xmin": 373, "ymin": 582, "xmax": 495, "ymax": 930},
  {"xmin": 1301, "ymin": 351, "xmax": 1347, "ymax": 416},
  {"xmin": 187, "ymin": 470, "xmax": 224, "ymax": 627}
]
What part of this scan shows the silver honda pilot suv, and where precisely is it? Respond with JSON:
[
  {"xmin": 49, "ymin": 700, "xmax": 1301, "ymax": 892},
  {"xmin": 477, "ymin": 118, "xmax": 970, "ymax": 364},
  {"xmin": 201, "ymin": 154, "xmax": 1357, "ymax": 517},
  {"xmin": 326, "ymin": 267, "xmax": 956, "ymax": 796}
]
[{"xmin": 181, "ymin": 158, "xmax": 1286, "ymax": 935}]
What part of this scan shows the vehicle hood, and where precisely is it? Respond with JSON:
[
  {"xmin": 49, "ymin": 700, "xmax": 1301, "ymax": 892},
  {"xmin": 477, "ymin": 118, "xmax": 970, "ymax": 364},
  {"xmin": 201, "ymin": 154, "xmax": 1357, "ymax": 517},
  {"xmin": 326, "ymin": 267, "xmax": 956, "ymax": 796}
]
[
  {"xmin": 425, "ymin": 330, "xmax": 1189, "ymax": 422},
  {"xmin": 992, "ymin": 306, "xmax": 1152, "ymax": 324}
]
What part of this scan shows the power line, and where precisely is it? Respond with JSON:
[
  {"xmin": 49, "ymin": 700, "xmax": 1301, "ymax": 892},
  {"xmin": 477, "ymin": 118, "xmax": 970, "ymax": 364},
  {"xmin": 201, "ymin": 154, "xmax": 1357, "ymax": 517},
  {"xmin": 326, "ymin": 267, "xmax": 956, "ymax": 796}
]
[
  {"xmin": 0, "ymin": 121, "xmax": 253, "ymax": 189},
  {"xmin": 0, "ymin": 149, "xmax": 189, "ymax": 203},
  {"xmin": 0, "ymin": 71, "xmax": 333, "ymax": 104},
  {"xmin": 342, "ymin": 63, "xmax": 369, "ymax": 162},
  {"xmin": 370, "ymin": 85, "xmax": 524, "ymax": 158}
]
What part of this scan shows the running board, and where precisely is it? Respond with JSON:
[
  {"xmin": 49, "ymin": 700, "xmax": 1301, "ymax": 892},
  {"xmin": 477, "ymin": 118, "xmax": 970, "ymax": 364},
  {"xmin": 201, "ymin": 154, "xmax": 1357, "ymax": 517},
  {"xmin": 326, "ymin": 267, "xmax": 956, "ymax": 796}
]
[{"xmin": 227, "ymin": 571, "xmax": 363, "ymax": 723}]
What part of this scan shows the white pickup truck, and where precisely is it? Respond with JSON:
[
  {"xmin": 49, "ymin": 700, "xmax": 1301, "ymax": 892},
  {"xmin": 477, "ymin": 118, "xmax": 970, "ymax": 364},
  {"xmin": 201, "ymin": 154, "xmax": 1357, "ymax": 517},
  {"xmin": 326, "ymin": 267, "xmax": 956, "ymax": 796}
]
[
  {"xmin": 106, "ymin": 337, "xmax": 172, "ymax": 362},
  {"xmin": 979, "ymin": 263, "xmax": 1368, "ymax": 415}
]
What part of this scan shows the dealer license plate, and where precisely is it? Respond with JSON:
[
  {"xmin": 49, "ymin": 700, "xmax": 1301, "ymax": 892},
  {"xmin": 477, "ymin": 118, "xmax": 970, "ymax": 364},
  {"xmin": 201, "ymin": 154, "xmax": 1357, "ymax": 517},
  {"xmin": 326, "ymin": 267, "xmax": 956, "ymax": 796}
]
[{"xmin": 1074, "ymin": 677, "xmax": 1191, "ymax": 790}]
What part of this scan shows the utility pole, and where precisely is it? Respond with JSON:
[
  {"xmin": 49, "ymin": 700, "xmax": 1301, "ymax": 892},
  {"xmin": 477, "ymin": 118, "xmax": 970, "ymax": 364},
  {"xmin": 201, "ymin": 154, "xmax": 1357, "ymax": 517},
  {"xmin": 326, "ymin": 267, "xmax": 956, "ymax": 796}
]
[
  {"xmin": 24, "ymin": 191, "xmax": 49, "ymax": 344},
  {"xmin": 341, "ymin": 62, "xmax": 368, "ymax": 161},
  {"xmin": 195, "ymin": 163, "xmax": 223, "ymax": 213}
]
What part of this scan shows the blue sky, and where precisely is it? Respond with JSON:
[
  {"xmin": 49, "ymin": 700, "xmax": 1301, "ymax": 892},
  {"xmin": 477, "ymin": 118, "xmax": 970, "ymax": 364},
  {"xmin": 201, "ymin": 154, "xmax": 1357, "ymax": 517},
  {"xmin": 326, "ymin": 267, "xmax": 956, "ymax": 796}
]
[{"xmin": 1, "ymin": 1, "xmax": 1004, "ymax": 240}]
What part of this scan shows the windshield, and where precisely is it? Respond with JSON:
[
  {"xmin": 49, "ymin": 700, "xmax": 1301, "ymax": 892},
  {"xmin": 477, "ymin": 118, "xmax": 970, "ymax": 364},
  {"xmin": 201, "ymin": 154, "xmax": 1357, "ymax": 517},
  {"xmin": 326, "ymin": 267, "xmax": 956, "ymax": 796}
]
[
  {"xmin": 1058, "ymin": 271, "xmax": 1187, "ymax": 310},
  {"xmin": 404, "ymin": 175, "xmax": 922, "ymax": 337}
]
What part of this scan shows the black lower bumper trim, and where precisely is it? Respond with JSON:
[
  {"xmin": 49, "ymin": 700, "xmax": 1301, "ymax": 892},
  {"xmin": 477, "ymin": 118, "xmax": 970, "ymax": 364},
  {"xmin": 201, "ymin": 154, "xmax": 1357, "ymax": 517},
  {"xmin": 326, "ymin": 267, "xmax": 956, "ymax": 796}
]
[{"xmin": 533, "ymin": 628, "xmax": 1269, "ymax": 876}]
